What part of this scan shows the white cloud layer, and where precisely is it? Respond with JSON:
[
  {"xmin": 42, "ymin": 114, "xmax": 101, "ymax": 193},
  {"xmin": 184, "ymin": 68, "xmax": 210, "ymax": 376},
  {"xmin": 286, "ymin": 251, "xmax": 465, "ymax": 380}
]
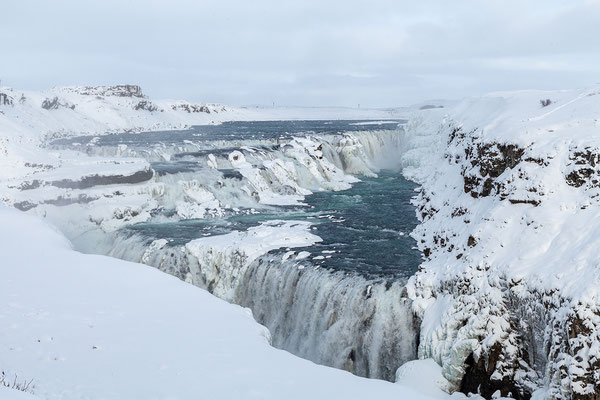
[{"xmin": 1, "ymin": 0, "xmax": 599, "ymax": 106}]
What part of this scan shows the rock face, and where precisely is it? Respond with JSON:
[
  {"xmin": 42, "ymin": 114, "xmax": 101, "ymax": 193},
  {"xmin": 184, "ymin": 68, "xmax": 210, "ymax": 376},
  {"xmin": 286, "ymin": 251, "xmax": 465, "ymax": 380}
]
[
  {"xmin": 0, "ymin": 92, "xmax": 13, "ymax": 106},
  {"xmin": 170, "ymin": 103, "xmax": 212, "ymax": 113},
  {"xmin": 61, "ymin": 85, "xmax": 145, "ymax": 98},
  {"xmin": 403, "ymin": 88, "xmax": 600, "ymax": 400},
  {"xmin": 133, "ymin": 100, "xmax": 161, "ymax": 112},
  {"xmin": 565, "ymin": 148, "xmax": 600, "ymax": 189},
  {"xmin": 42, "ymin": 97, "xmax": 76, "ymax": 110}
]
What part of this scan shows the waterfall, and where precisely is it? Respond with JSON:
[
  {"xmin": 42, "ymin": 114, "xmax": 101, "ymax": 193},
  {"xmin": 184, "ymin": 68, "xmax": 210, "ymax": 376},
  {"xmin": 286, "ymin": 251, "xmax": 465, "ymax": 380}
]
[
  {"xmin": 62, "ymin": 125, "xmax": 421, "ymax": 382},
  {"xmin": 236, "ymin": 254, "xmax": 418, "ymax": 381},
  {"xmin": 85, "ymin": 220, "xmax": 419, "ymax": 382}
]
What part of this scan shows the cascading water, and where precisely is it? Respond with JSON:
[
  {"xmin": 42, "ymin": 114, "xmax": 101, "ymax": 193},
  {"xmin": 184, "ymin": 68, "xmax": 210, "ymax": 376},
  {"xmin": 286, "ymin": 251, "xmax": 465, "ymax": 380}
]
[
  {"xmin": 56, "ymin": 120, "xmax": 422, "ymax": 382},
  {"xmin": 236, "ymin": 255, "xmax": 418, "ymax": 381}
]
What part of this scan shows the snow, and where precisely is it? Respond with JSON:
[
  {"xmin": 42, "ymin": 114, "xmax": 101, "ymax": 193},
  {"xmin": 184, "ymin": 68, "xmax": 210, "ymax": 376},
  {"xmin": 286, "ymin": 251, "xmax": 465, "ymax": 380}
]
[
  {"xmin": 395, "ymin": 359, "xmax": 453, "ymax": 397},
  {"xmin": 0, "ymin": 206, "xmax": 459, "ymax": 400},
  {"xmin": 0, "ymin": 387, "xmax": 38, "ymax": 400},
  {"xmin": 6, "ymin": 82, "xmax": 599, "ymax": 398},
  {"xmin": 185, "ymin": 220, "xmax": 322, "ymax": 300},
  {"xmin": 401, "ymin": 85, "xmax": 600, "ymax": 397},
  {"xmin": 186, "ymin": 220, "xmax": 321, "ymax": 266}
]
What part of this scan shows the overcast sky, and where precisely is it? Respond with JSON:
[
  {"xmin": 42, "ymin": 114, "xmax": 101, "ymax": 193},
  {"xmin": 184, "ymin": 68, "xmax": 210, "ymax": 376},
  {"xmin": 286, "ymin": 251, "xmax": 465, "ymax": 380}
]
[{"xmin": 2, "ymin": 0, "xmax": 599, "ymax": 107}]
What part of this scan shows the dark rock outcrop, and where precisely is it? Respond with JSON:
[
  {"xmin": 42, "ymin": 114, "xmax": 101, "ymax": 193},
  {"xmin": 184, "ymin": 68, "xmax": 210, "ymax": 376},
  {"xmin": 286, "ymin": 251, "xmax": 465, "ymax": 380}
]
[
  {"xmin": 170, "ymin": 103, "xmax": 211, "ymax": 113},
  {"xmin": 50, "ymin": 167, "xmax": 154, "ymax": 189},
  {"xmin": 463, "ymin": 142, "xmax": 525, "ymax": 198},
  {"xmin": 65, "ymin": 85, "xmax": 145, "ymax": 98},
  {"xmin": 0, "ymin": 92, "xmax": 13, "ymax": 106},
  {"xmin": 460, "ymin": 345, "xmax": 530, "ymax": 400},
  {"xmin": 565, "ymin": 148, "xmax": 600, "ymax": 189},
  {"xmin": 42, "ymin": 97, "xmax": 76, "ymax": 110},
  {"xmin": 133, "ymin": 100, "xmax": 161, "ymax": 112}
]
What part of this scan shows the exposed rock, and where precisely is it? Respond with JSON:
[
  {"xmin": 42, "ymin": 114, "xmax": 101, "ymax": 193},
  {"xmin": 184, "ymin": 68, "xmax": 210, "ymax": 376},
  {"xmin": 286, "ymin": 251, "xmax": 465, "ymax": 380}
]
[
  {"xmin": 51, "ymin": 167, "xmax": 154, "ymax": 189},
  {"xmin": 170, "ymin": 103, "xmax": 211, "ymax": 113},
  {"xmin": 61, "ymin": 85, "xmax": 145, "ymax": 98},
  {"xmin": 463, "ymin": 142, "xmax": 525, "ymax": 198},
  {"xmin": 133, "ymin": 100, "xmax": 161, "ymax": 112},
  {"xmin": 42, "ymin": 97, "xmax": 76, "ymax": 110},
  {"xmin": 0, "ymin": 92, "xmax": 13, "ymax": 106},
  {"xmin": 565, "ymin": 148, "xmax": 600, "ymax": 189},
  {"xmin": 460, "ymin": 344, "xmax": 530, "ymax": 399}
]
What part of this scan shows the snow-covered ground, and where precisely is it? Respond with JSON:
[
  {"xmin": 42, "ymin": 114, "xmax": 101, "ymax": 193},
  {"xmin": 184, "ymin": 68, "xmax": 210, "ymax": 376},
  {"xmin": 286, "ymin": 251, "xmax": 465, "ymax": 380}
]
[{"xmin": 0, "ymin": 205, "xmax": 459, "ymax": 400}]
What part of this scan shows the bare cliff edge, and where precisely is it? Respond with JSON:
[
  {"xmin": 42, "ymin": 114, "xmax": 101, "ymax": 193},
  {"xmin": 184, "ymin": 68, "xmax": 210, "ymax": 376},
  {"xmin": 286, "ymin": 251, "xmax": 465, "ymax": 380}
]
[{"xmin": 404, "ymin": 86, "xmax": 600, "ymax": 399}]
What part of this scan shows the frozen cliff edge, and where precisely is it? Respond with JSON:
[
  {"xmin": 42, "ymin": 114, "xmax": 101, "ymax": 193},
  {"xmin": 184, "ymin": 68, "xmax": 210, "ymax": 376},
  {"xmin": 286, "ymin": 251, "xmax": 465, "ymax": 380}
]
[{"xmin": 403, "ymin": 86, "xmax": 600, "ymax": 399}]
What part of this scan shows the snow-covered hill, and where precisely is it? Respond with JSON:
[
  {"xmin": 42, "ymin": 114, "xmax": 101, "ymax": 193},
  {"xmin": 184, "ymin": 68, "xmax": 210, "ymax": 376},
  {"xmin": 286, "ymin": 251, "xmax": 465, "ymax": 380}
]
[{"xmin": 402, "ymin": 86, "xmax": 600, "ymax": 399}]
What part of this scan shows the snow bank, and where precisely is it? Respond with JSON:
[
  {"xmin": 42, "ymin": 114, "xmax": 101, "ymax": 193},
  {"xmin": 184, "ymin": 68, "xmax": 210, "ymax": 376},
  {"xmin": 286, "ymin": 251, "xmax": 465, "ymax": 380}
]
[{"xmin": 395, "ymin": 359, "xmax": 453, "ymax": 397}]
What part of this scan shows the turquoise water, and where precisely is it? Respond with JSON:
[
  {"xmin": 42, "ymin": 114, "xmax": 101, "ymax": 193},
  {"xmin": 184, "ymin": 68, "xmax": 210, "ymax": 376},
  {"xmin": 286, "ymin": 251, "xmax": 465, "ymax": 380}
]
[
  {"xmin": 126, "ymin": 168, "xmax": 420, "ymax": 280},
  {"xmin": 233, "ymin": 170, "xmax": 420, "ymax": 279},
  {"xmin": 69, "ymin": 119, "xmax": 423, "ymax": 280}
]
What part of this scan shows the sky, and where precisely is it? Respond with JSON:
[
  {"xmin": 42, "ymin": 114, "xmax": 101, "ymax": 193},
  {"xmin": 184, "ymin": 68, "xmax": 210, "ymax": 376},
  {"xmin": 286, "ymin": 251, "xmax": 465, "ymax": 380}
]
[{"xmin": 1, "ymin": 0, "xmax": 600, "ymax": 107}]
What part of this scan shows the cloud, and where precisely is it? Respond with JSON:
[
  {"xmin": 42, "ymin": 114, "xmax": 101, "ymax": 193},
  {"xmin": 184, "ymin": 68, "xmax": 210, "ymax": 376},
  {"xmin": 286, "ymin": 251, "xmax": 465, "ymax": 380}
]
[{"xmin": 1, "ymin": 0, "xmax": 598, "ymax": 106}]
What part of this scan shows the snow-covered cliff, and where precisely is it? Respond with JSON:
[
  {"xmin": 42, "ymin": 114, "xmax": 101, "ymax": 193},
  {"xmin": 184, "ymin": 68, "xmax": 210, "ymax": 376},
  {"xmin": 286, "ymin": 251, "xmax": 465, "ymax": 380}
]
[{"xmin": 403, "ymin": 86, "xmax": 600, "ymax": 399}]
